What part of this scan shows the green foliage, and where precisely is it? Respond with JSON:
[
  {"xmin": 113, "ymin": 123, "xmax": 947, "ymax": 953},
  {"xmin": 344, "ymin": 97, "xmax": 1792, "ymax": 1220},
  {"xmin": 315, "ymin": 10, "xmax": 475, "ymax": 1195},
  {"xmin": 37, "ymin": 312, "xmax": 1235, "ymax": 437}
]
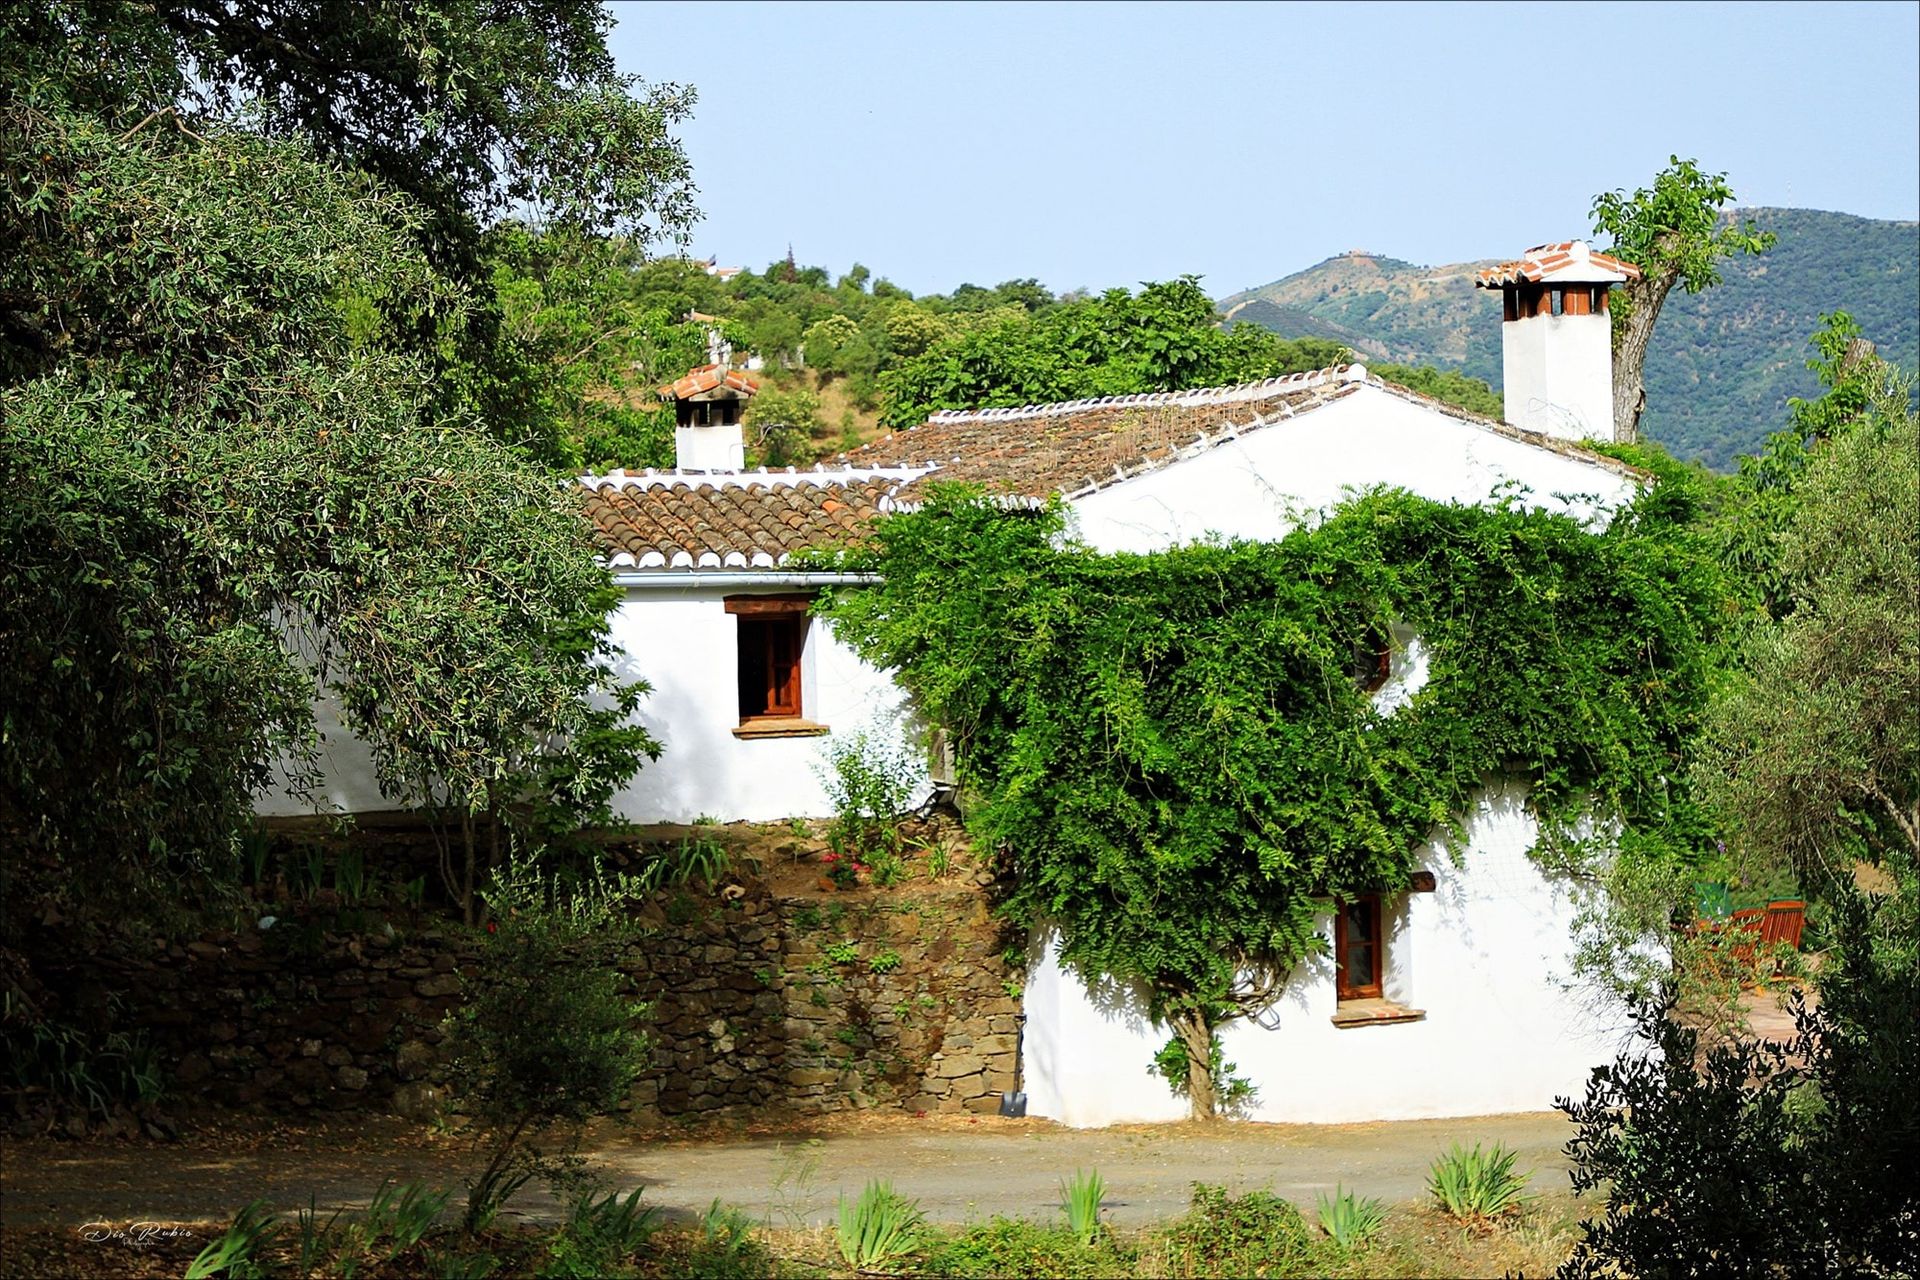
[
  {"xmin": 868, "ymin": 947, "xmax": 903, "ymax": 975},
  {"xmin": 817, "ymin": 725, "xmax": 922, "ymax": 880},
  {"xmin": 0, "ymin": 93, "xmax": 657, "ymax": 917},
  {"xmin": 915, "ymin": 1218, "xmax": 1136, "ymax": 1279},
  {"xmin": 1059, "ymin": 1168, "xmax": 1106, "ymax": 1247},
  {"xmin": 1594, "ymin": 157, "xmax": 1776, "ymax": 440},
  {"xmin": 1314, "ymin": 1186, "xmax": 1386, "ymax": 1252},
  {"xmin": 0, "ymin": 1003, "xmax": 164, "ymax": 1120},
  {"xmin": 363, "ymin": 1180, "xmax": 452, "ymax": 1259},
  {"xmin": 637, "ymin": 834, "xmax": 735, "ymax": 893},
  {"xmin": 818, "ymin": 481, "xmax": 1727, "ymax": 1109},
  {"xmin": 482, "ymin": 225, "xmax": 703, "ymax": 470},
  {"xmin": 1425, "ymin": 1144, "xmax": 1531, "ymax": 1227},
  {"xmin": 541, "ymin": 1186, "xmax": 657, "ymax": 1278},
  {"xmin": 1369, "ymin": 361, "xmax": 1502, "ymax": 419},
  {"xmin": 1642, "ymin": 210, "xmax": 1919, "ymax": 470},
  {"xmin": 1593, "ymin": 157, "xmax": 1775, "ymax": 300},
  {"xmin": 836, "ymin": 1179, "xmax": 926, "ymax": 1273},
  {"xmin": 1155, "ymin": 1184, "xmax": 1315, "ymax": 1278},
  {"xmin": 295, "ymin": 1196, "xmax": 346, "ymax": 1274},
  {"xmin": 447, "ymin": 857, "xmax": 651, "ymax": 1231},
  {"xmin": 185, "ymin": 1201, "xmax": 279, "ymax": 1280},
  {"xmin": 1696, "ymin": 352, "xmax": 1919, "ymax": 883},
  {"xmin": 1558, "ymin": 862, "xmax": 1918, "ymax": 1278},
  {"xmin": 743, "ymin": 383, "xmax": 824, "ymax": 466},
  {"xmin": 880, "ymin": 277, "xmax": 1346, "ymax": 427},
  {"xmin": 679, "ymin": 1202, "xmax": 775, "ymax": 1280},
  {"xmin": 1151, "ymin": 1034, "xmax": 1256, "ymax": 1114}
]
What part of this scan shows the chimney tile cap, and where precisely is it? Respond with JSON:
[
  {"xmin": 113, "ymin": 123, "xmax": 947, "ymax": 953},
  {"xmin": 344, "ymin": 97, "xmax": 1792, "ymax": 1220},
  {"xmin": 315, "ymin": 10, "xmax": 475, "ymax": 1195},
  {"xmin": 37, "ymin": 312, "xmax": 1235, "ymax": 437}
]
[{"xmin": 1476, "ymin": 240, "xmax": 1642, "ymax": 288}]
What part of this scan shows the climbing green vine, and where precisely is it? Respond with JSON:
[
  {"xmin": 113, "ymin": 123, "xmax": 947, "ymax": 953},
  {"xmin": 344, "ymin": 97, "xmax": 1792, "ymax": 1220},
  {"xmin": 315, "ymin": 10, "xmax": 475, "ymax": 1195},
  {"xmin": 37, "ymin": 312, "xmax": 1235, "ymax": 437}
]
[{"xmin": 814, "ymin": 480, "xmax": 1730, "ymax": 1116}]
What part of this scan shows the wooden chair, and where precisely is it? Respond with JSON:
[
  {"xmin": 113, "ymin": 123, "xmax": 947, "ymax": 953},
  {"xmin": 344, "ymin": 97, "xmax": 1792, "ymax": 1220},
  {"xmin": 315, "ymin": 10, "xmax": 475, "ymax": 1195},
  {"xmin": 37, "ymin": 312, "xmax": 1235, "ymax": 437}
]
[
  {"xmin": 1761, "ymin": 900, "xmax": 1807, "ymax": 951},
  {"xmin": 1727, "ymin": 908, "xmax": 1766, "ymax": 967}
]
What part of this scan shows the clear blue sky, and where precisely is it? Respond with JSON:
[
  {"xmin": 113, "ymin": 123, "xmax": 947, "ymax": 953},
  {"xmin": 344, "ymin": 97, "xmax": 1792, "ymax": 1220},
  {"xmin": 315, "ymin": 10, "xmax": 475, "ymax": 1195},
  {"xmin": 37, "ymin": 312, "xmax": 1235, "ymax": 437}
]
[{"xmin": 610, "ymin": 1, "xmax": 1920, "ymax": 297}]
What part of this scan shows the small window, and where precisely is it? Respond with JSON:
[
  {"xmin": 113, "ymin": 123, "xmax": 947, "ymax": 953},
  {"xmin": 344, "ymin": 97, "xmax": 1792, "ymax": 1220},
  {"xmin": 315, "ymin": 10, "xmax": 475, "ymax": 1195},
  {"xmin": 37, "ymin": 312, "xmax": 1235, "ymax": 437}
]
[
  {"xmin": 726, "ymin": 595, "xmax": 812, "ymax": 722},
  {"xmin": 1351, "ymin": 629, "xmax": 1392, "ymax": 693},
  {"xmin": 1335, "ymin": 895, "xmax": 1384, "ymax": 1001}
]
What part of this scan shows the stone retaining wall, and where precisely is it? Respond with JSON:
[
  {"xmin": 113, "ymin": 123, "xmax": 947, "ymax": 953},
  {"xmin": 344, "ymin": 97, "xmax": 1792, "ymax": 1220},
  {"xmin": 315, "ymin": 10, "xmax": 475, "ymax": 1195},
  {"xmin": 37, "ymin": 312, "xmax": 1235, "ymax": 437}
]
[{"xmin": 18, "ymin": 836, "xmax": 1023, "ymax": 1124}]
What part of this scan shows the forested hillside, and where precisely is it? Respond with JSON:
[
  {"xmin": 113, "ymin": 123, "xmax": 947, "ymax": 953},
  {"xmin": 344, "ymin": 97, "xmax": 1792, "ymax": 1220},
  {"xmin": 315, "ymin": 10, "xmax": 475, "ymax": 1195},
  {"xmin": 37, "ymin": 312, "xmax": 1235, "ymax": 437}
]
[
  {"xmin": 525, "ymin": 253, "xmax": 1501, "ymax": 470},
  {"xmin": 1221, "ymin": 208, "xmax": 1918, "ymax": 470}
]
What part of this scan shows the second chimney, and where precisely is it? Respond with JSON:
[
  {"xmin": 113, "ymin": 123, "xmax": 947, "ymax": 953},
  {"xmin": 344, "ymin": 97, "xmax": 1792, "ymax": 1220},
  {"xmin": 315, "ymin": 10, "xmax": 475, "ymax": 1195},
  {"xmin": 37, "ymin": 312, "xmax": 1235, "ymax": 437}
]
[
  {"xmin": 1476, "ymin": 240, "xmax": 1639, "ymax": 442},
  {"xmin": 659, "ymin": 363, "xmax": 756, "ymax": 472}
]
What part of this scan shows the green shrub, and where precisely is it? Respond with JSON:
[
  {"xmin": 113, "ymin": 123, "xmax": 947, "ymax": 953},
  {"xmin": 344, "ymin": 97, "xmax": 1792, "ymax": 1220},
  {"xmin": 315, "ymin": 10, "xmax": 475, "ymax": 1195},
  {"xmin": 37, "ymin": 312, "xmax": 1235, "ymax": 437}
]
[
  {"xmin": 1059, "ymin": 1168, "xmax": 1106, "ymax": 1247},
  {"xmin": 667, "ymin": 1201, "xmax": 774, "ymax": 1280},
  {"xmin": 1315, "ymin": 1186, "xmax": 1386, "ymax": 1252},
  {"xmin": 915, "ymin": 1218, "xmax": 1134, "ymax": 1279},
  {"xmin": 637, "ymin": 833, "xmax": 733, "ymax": 892},
  {"xmin": 364, "ymin": 1179, "xmax": 451, "ymax": 1257},
  {"xmin": 1558, "ymin": 865, "xmax": 1919, "ymax": 1278},
  {"xmin": 1155, "ymin": 1184, "xmax": 1314, "ymax": 1278},
  {"xmin": 446, "ymin": 856, "xmax": 651, "ymax": 1232},
  {"xmin": 1426, "ymin": 1143, "xmax": 1530, "ymax": 1227},
  {"xmin": 185, "ymin": 1200, "xmax": 279, "ymax": 1280},
  {"xmin": 540, "ymin": 1185, "xmax": 655, "ymax": 1278},
  {"xmin": 0, "ymin": 1000, "xmax": 165, "ymax": 1120},
  {"xmin": 837, "ymin": 1179, "xmax": 926, "ymax": 1273},
  {"xmin": 817, "ymin": 725, "xmax": 921, "ymax": 879}
]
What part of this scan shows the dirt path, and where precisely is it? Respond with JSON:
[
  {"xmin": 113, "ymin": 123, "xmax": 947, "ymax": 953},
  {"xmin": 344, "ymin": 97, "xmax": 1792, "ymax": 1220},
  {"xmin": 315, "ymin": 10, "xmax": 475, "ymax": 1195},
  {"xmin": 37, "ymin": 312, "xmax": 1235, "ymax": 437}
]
[{"xmin": 1, "ymin": 1110, "xmax": 1576, "ymax": 1232}]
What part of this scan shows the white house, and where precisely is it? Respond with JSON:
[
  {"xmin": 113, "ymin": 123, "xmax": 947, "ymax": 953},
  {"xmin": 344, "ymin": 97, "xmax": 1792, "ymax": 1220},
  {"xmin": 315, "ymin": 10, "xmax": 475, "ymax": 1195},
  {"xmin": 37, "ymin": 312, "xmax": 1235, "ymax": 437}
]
[{"xmin": 261, "ymin": 241, "xmax": 1657, "ymax": 1126}]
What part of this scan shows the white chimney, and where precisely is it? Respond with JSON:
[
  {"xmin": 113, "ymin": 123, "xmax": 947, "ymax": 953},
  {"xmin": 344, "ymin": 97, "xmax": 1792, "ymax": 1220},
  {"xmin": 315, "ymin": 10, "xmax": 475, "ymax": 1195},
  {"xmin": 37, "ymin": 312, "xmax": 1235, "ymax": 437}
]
[
  {"xmin": 660, "ymin": 364, "xmax": 755, "ymax": 471},
  {"xmin": 1476, "ymin": 240, "xmax": 1640, "ymax": 442}
]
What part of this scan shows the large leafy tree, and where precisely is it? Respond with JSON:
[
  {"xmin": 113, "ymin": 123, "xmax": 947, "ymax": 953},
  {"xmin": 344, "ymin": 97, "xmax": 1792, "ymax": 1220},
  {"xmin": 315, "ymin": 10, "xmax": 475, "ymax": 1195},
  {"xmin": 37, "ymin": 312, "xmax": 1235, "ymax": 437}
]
[
  {"xmin": 1697, "ymin": 349, "xmax": 1919, "ymax": 881},
  {"xmin": 0, "ymin": 8, "xmax": 673, "ymax": 912},
  {"xmin": 1, "ymin": 0, "xmax": 700, "ymax": 467},
  {"xmin": 1592, "ymin": 157, "xmax": 1774, "ymax": 444},
  {"xmin": 820, "ymin": 486, "xmax": 1724, "ymax": 1117}
]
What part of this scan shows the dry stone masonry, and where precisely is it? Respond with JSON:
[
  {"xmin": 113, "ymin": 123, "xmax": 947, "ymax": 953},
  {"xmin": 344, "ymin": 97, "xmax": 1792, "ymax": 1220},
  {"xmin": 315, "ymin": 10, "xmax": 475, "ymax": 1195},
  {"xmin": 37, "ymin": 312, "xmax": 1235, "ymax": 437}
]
[{"xmin": 22, "ymin": 831, "xmax": 1023, "ymax": 1126}]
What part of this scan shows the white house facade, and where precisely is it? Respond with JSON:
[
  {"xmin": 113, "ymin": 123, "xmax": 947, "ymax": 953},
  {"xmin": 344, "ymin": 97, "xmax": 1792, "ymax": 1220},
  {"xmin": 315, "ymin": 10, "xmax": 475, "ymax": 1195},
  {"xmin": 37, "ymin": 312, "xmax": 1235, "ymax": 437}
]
[{"xmin": 257, "ymin": 240, "xmax": 1656, "ymax": 1127}]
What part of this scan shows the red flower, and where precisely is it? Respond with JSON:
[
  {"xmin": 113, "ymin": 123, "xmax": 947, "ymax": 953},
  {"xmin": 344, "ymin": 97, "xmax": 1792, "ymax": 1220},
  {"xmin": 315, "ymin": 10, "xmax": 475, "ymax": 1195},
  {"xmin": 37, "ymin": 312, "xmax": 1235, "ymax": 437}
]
[
  {"xmin": 486, "ymin": 921, "xmax": 497, "ymax": 933},
  {"xmin": 821, "ymin": 852, "xmax": 841, "ymax": 863}
]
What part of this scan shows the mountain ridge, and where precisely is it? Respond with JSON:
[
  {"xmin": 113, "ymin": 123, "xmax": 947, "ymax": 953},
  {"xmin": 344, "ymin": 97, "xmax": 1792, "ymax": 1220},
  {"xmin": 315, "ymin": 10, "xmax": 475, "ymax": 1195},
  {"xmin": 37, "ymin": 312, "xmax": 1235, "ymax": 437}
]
[{"xmin": 1221, "ymin": 208, "xmax": 1919, "ymax": 469}]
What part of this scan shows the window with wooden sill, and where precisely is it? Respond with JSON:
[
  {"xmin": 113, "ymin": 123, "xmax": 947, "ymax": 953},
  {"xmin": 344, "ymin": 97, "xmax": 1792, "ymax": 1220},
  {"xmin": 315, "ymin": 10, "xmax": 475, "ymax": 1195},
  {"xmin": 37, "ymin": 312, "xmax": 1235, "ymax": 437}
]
[
  {"xmin": 1332, "ymin": 892, "xmax": 1426, "ymax": 1028},
  {"xmin": 728, "ymin": 595, "xmax": 828, "ymax": 738}
]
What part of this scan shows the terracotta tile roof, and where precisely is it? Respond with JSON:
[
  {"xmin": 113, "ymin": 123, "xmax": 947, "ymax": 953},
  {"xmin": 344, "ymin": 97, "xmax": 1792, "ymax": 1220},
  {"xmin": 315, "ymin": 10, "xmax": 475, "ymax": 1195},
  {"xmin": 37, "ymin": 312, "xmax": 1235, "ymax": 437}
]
[
  {"xmin": 585, "ymin": 365, "xmax": 1647, "ymax": 573},
  {"xmin": 658, "ymin": 363, "xmax": 760, "ymax": 400},
  {"xmin": 1475, "ymin": 240, "xmax": 1642, "ymax": 288},
  {"xmin": 836, "ymin": 367, "xmax": 1371, "ymax": 505},
  {"xmin": 580, "ymin": 469, "xmax": 924, "ymax": 570}
]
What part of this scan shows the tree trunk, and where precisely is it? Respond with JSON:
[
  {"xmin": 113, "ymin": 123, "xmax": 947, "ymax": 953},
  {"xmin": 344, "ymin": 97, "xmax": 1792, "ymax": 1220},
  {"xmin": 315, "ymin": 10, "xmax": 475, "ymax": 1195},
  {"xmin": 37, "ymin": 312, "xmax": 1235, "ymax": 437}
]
[
  {"xmin": 1612, "ymin": 269, "xmax": 1677, "ymax": 444},
  {"xmin": 1170, "ymin": 1009, "xmax": 1217, "ymax": 1121},
  {"xmin": 460, "ymin": 809, "xmax": 477, "ymax": 927}
]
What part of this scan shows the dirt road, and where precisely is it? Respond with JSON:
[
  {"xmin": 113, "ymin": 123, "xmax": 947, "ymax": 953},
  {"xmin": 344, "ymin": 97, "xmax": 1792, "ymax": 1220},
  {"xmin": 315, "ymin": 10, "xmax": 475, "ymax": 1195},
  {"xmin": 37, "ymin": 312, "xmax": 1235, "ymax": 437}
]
[{"xmin": 1, "ymin": 1110, "xmax": 1576, "ymax": 1231}]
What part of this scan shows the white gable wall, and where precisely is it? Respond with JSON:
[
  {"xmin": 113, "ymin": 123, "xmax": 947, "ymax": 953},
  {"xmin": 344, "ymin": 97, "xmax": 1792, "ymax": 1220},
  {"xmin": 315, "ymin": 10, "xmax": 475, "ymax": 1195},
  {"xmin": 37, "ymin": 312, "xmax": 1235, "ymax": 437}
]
[{"xmin": 1068, "ymin": 385, "xmax": 1636, "ymax": 553}]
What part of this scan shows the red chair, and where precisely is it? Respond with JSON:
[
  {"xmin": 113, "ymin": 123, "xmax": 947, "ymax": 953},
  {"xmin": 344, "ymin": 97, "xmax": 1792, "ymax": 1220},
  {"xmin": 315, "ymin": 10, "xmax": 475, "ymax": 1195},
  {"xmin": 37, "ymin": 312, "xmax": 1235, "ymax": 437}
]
[
  {"xmin": 1761, "ymin": 900, "xmax": 1806, "ymax": 951},
  {"xmin": 1727, "ymin": 908, "xmax": 1766, "ymax": 967}
]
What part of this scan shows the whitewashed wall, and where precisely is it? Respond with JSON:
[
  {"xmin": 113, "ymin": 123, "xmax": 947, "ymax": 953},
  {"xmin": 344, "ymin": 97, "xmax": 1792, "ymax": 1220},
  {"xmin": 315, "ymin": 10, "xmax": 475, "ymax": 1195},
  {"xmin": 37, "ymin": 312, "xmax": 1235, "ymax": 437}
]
[
  {"xmin": 603, "ymin": 585, "xmax": 918, "ymax": 823},
  {"xmin": 254, "ymin": 690, "xmax": 388, "ymax": 817},
  {"xmin": 1069, "ymin": 384, "xmax": 1638, "ymax": 554},
  {"xmin": 1021, "ymin": 783, "xmax": 1633, "ymax": 1127},
  {"xmin": 254, "ymin": 584, "xmax": 918, "ymax": 823}
]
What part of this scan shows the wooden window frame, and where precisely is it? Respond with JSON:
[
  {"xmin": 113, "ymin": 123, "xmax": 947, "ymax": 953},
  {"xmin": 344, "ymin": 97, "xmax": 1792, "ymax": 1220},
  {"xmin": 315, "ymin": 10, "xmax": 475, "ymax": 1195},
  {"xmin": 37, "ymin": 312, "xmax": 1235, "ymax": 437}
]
[
  {"xmin": 728, "ymin": 595, "xmax": 812, "ymax": 724},
  {"xmin": 1352, "ymin": 629, "xmax": 1392, "ymax": 694},
  {"xmin": 1335, "ymin": 894, "xmax": 1385, "ymax": 1002}
]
